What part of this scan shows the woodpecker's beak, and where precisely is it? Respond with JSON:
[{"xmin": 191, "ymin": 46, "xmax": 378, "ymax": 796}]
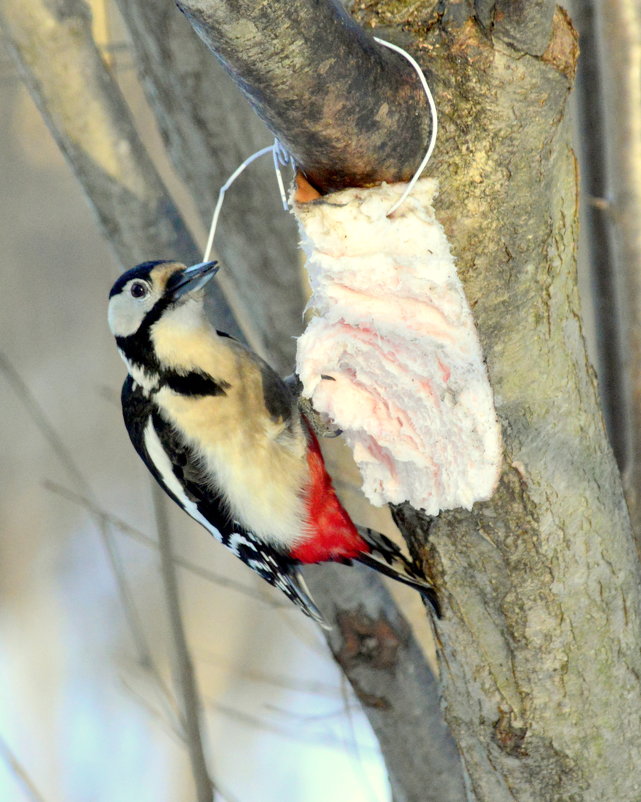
[{"xmin": 167, "ymin": 260, "xmax": 219, "ymax": 300}]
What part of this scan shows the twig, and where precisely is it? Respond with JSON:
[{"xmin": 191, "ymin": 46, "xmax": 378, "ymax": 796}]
[
  {"xmin": 209, "ymin": 702, "xmax": 379, "ymax": 755},
  {"xmin": 0, "ymin": 352, "xmax": 174, "ymax": 708},
  {"xmin": 151, "ymin": 483, "xmax": 214, "ymax": 802},
  {"xmin": 593, "ymin": 0, "xmax": 641, "ymax": 540},
  {"xmin": 44, "ymin": 480, "xmax": 287, "ymax": 608},
  {"xmin": 0, "ymin": 735, "xmax": 48, "ymax": 802},
  {"xmin": 195, "ymin": 652, "xmax": 341, "ymax": 698}
]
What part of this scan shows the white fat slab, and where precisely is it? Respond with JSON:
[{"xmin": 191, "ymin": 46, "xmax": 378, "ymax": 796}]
[{"xmin": 294, "ymin": 178, "xmax": 502, "ymax": 515}]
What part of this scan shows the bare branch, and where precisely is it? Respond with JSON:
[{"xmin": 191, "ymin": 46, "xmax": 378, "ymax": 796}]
[
  {"xmin": 196, "ymin": 652, "xmax": 342, "ymax": 698},
  {"xmin": 304, "ymin": 563, "xmax": 467, "ymax": 802},
  {"xmin": 44, "ymin": 480, "xmax": 287, "ymax": 608},
  {"xmin": 571, "ymin": 2, "xmax": 627, "ymax": 467},
  {"xmin": 152, "ymin": 484, "xmax": 215, "ymax": 802},
  {"xmin": 0, "ymin": 352, "xmax": 173, "ymax": 706},
  {"xmin": 0, "ymin": 0, "xmax": 240, "ymax": 338},
  {"xmin": 176, "ymin": 0, "xmax": 432, "ymax": 192},
  {"xmin": 593, "ymin": 0, "xmax": 641, "ymax": 539},
  {"xmin": 209, "ymin": 700, "xmax": 379, "ymax": 754},
  {"xmin": 0, "ymin": 736, "xmax": 48, "ymax": 802}
]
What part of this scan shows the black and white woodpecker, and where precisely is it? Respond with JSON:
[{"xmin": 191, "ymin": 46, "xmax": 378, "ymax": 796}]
[{"xmin": 107, "ymin": 260, "xmax": 439, "ymax": 623}]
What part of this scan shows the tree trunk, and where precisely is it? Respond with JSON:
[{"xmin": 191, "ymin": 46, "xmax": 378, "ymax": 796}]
[{"xmin": 180, "ymin": 0, "xmax": 641, "ymax": 798}]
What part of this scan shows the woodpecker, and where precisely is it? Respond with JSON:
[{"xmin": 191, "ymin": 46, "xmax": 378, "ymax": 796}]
[{"xmin": 108, "ymin": 260, "xmax": 440, "ymax": 623}]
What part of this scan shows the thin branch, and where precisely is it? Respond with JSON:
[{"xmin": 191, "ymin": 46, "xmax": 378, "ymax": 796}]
[
  {"xmin": 0, "ymin": 0, "xmax": 240, "ymax": 337},
  {"xmin": 0, "ymin": 736, "xmax": 48, "ymax": 802},
  {"xmin": 0, "ymin": 352, "xmax": 173, "ymax": 706},
  {"xmin": 151, "ymin": 484, "xmax": 214, "ymax": 802},
  {"xmin": 44, "ymin": 480, "xmax": 287, "ymax": 608},
  {"xmin": 593, "ymin": 0, "xmax": 641, "ymax": 540},
  {"xmin": 176, "ymin": 0, "xmax": 432, "ymax": 192},
  {"xmin": 209, "ymin": 701, "xmax": 379, "ymax": 755},
  {"xmin": 195, "ymin": 652, "xmax": 342, "ymax": 698},
  {"xmin": 571, "ymin": 1, "xmax": 627, "ymax": 468}
]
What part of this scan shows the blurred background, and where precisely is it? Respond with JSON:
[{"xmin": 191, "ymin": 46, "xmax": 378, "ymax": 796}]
[{"xmin": 0, "ymin": 1, "xmax": 632, "ymax": 800}]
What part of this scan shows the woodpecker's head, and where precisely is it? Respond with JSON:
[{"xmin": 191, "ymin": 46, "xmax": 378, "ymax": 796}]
[
  {"xmin": 107, "ymin": 259, "xmax": 219, "ymax": 340},
  {"xmin": 108, "ymin": 259, "xmax": 220, "ymax": 381}
]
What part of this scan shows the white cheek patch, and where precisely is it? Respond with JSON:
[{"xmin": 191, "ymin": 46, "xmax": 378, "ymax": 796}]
[
  {"xmin": 294, "ymin": 178, "xmax": 502, "ymax": 515},
  {"xmin": 143, "ymin": 417, "xmax": 223, "ymax": 543},
  {"xmin": 108, "ymin": 292, "xmax": 146, "ymax": 338}
]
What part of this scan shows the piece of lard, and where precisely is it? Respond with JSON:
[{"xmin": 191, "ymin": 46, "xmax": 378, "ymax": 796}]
[{"xmin": 294, "ymin": 178, "xmax": 502, "ymax": 515}]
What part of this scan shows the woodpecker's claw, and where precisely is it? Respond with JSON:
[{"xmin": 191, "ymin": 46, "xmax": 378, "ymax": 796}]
[
  {"xmin": 298, "ymin": 395, "xmax": 342, "ymax": 438},
  {"xmin": 283, "ymin": 373, "xmax": 342, "ymax": 438}
]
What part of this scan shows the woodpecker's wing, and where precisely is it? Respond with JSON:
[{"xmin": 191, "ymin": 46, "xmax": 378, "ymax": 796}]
[{"xmin": 120, "ymin": 376, "xmax": 327, "ymax": 625}]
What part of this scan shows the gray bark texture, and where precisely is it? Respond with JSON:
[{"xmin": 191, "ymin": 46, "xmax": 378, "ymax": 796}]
[
  {"xmin": 177, "ymin": 0, "xmax": 641, "ymax": 799},
  {"xmin": 363, "ymin": 4, "xmax": 641, "ymax": 800},
  {"xmin": 175, "ymin": 0, "xmax": 433, "ymax": 192}
]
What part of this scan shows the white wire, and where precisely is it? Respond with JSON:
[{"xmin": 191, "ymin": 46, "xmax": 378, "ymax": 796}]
[
  {"xmin": 373, "ymin": 36, "xmax": 438, "ymax": 216},
  {"xmin": 203, "ymin": 140, "xmax": 293, "ymax": 262},
  {"xmin": 272, "ymin": 138, "xmax": 293, "ymax": 210},
  {"xmin": 202, "ymin": 39, "xmax": 437, "ymax": 258}
]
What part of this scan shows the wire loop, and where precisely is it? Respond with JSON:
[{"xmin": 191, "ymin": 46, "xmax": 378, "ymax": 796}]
[{"xmin": 202, "ymin": 39, "xmax": 437, "ymax": 259}]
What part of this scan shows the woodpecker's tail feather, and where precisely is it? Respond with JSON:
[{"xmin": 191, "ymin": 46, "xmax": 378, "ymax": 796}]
[
  {"xmin": 279, "ymin": 568, "xmax": 331, "ymax": 629},
  {"xmin": 355, "ymin": 527, "xmax": 441, "ymax": 618}
]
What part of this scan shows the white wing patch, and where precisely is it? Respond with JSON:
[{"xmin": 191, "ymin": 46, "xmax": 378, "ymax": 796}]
[
  {"xmin": 143, "ymin": 417, "xmax": 222, "ymax": 543},
  {"xmin": 154, "ymin": 387, "xmax": 311, "ymax": 551}
]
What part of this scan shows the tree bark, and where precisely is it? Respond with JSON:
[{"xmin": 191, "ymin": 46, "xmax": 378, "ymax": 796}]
[
  {"xmin": 9, "ymin": 0, "xmax": 641, "ymax": 797},
  {"xmin": 176, "ymin": 0, "xmax": 432, "ymax": 192},
  {"xmin": 176, "ymin": 0, "xmax": 641, "ymax": 798},
  {"xmin": 307, "ymin": 564, "xmax": 466, "ymax": 802}
]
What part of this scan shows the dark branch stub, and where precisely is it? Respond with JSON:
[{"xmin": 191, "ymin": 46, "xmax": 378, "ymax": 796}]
[{"xmin": 176, "ymin": 0, "xmax": 432, "ymax": 192}]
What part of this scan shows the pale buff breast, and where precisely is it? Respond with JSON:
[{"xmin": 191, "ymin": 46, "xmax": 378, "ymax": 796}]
[{"xmin": 151, "ymin": 308, "xmax": 312, "ymax": 547}]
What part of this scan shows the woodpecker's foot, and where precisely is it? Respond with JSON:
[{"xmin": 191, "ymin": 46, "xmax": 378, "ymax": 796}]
[
  {"xmin": 283, "ymin": 373, "xmax": 342, "ymax": 438},
  {"xmin": 298, "ymin": 395, "xmax": 342, "ymax": 438}
]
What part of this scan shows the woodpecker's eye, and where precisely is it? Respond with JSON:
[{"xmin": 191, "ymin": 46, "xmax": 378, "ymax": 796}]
[{"xmin": 130, "ymin": 281, "xmax": 149, "ymax": 299}]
